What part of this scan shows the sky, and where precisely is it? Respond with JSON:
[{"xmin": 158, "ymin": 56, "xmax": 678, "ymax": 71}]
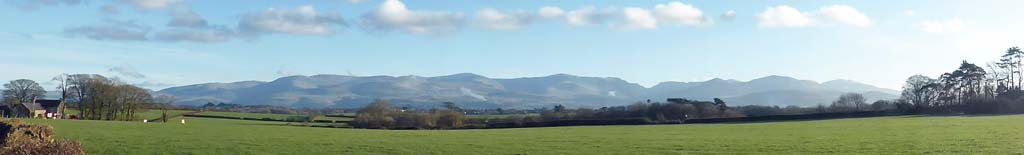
[{"xmin": 1, "ymin": 0, "xmax": 1023, "ymax": 91}]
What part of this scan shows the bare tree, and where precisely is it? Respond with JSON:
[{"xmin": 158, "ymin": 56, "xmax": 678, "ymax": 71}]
[
  {"xmin": 66, "ymin": 74, "xmax": 152, "ymax": 121},
  {"xmin": 155, "ymin": 95, "xmax": 177, "ymax": 122},
  {"xmin": 901, "ymin": 75, "xmax": 939, "ymax": 108},
  {"xmin": 832, "ymin": 93, "xmax": 866, "ymax": 112},
  {"xmin": 2, "ymin": 79, "xmax": 47, "ymax": 105},
  {"xmin": 53, "ymin": 74, "xmax": 72, "ymax": 119}
]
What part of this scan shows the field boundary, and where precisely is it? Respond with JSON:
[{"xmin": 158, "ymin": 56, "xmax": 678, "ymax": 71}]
[
  {"xmin": 183, "ymin": 113, "xmax": 351, "ymax": 123},
  {"xmin": 147, "ymin": 111, "xmax": 200, "ymax": 122},
  {"xmin": 484, "ymin": 111, "xmax": 904, "ymax": 129}
]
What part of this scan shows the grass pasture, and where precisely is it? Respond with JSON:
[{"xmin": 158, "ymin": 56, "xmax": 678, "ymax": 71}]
[
  {"xmin": 21, "ymin": 115, "xmax": 1024, "ymax": 154},
  {"xmin": 135, "ymin": 110, "xmax": 196, "ymax": 121}
]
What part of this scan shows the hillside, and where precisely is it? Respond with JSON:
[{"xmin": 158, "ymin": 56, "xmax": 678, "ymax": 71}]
[{"xmin": 159, "ymin": 74, "xmax": 899, "ymax": 108}]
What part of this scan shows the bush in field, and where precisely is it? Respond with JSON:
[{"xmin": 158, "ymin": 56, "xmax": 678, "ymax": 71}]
[
  {"xmin": 352, "ymin": 99, "xmax": 396, "ymax": 129},
  {"xmin": 434, "ymin": 110, "xmax": 464, "ymax": 129},
  {"xmin": 351, "ymin": 99, "xmax": 466, "ymax": 129},
  {"xmin": 0, "ymin": 119, "xmax": 84, "ymax": 155}
]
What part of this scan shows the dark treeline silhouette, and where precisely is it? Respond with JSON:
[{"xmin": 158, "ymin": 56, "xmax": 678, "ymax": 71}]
[
  {"xmin": 345, "ymin": 91, "xmax": 910, "ymax": 130},
  {"xmin": 483, "ymin": 98, "xmax": 740, "ymax": 128},
  {"xmin": 532, "ymin": 98, "xmax": 745, "ymax": 123},
  {"xmin": 482, "ymin": 95, "xmax": 906, "ymax": 129},
  {"xmin": 899, "ymin": 46, "xmax": 1024, "ymax": 114}
]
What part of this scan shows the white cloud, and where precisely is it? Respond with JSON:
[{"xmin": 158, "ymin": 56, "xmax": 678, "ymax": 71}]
[
  {"xmin": 5, "ymin": 0, "xmax": 83, "ymax": 11},
  {"xmin": 917, "ymin": 19, "xmax": 965, "ymax": 34},
  {"xmin": 816, "ymin": 5, "xmax": 871, "ymax": 27},
  {"xmin": 565, "ymin": 6, "xmax": 614, "ymax": 26},
  {"xmin": 100, "ymin": 4, "xmax": 120, "ymax": 15},
  {"xmin": 721, "ymin": 10, "xmax": 736, "ymax": 21},
  {"xmin": 63, "ymin": 19, "xmax": 151, "ymax": 41},
  {"xmin": 757, "ymin": 5, "xmax": 871, "ymax": 28},
  {"xmin": 154, "ymin": 26, "xmax": 234, "ymax": 43},
  {"xmin": 360, "ymin": 0, "xmax": 463, "ymax": 35},
  {"xmin": 276, "ymin": 67, "xmax": 301, "ymax": 77},
  {"xmin": 538, "ymin": 6, "xmax": 565, "ymax": 19},
  {"xmin": 238, "ymin": 5, "xmax": 347, "ymax": 36},
  {"xmin": 904, "ymin": 10, "xmax": 915, "ymax": 16},
  {"xmin": 653, "ymin": 2, "xmax": 707, "ymax": 26},
  {"xmin": 621, "ymin": 7, "xmax": 657, "ymax": 30},
  {"xmin": 757, "ymin": 5, "xmax": 811, "ymax": 28},
  {"xmin": 122, "ymin": 0, "xmax": 178, "ymax": 10},
  {"xmin": 167, "ymin": 5, "xmax": 207, "ymax": 28},
  {"xmin": 136, "ymin": 80, "xmax": 174, "ymax": 88},
  {"xmin": 474, "ymin": 8, "xmax": 533, "ymax": 30},
  {"xmin": 108, "ymin": 64, "xmax": 146, "ymax": 79}
]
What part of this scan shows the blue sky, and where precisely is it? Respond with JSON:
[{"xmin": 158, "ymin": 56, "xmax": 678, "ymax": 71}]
[{"xmin": 1, "ymin": 0, "xmax": 1022, "ymax": 90}]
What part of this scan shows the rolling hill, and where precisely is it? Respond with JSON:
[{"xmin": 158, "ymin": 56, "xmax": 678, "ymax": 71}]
[{"xmin": 158, "ymin": 74, "xmax": 899, "ymax": 108}]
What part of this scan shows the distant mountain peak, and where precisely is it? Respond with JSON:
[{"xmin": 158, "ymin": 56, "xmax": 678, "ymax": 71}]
[
  {"xmin": 437, "ymin": 73, "xmax": 487, "ymax": 79},
  {"xmin": 546, "ymin": 73, "xmax": 577, "ymax": 78},
  {"xmin": 751, "ymin": 75, "xmax": 800, "ymax": 82},
  {"xmin": 822, "ymin": 79, "xmax": 859, "ymax": 85},
  {"xmin": 159, "ymin": 73, "xmax": 899, "ymax": 108}
]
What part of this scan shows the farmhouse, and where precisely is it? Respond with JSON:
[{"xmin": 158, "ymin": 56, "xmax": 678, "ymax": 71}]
[
  {"xmin": 36, "ymin": 99, "xmax": 64, "ymax": 119},
  {"xmin": 11, "ymin": 102, "xmax": 45, "ymax": 118},
  {"xmin": 1, "ymin": 99, "xmax": 64, "ymax": 118},
  {"xmin": 0, "ymin": 105, "xmax": 10, "ymax": 117}
]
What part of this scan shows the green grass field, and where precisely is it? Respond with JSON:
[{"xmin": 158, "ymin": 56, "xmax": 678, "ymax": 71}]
[
  {"xmin": 20, "ymin": 115, "xmax": 1024, "ymax": 154},
  {"xmin": 136, "ymin": 110, "xmax": 196, "ymax": 121}
]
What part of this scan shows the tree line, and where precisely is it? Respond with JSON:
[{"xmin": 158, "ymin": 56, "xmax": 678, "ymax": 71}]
[
  {"xmin": 2, "ymin": 74, "xmax": 154, "ymax": 121},
  {"xmin": 529, "ymin": 98, "xmax": 745, "ymax": 123},
  {"xmin": 899, "ymin": 47, "xmax": 1024, "ymax": 114}
]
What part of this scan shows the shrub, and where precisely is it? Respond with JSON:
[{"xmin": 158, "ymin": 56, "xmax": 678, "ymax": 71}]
[
  {"xmin": 434, "ymin": 110, "xmax": 464, "ymax": 129},
  {"xmin": 351, "ymin": 99, "xmax": 396, "ymax": 129},
  {"xmin": 0, "ymin": 119, "xmax": 85, "ymax": 155},
  {"xmin": 350, "ymin": 100, "xmax": 467, "ymax": 129}
]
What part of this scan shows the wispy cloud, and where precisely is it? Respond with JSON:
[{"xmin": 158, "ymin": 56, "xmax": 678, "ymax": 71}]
[
  {"xmin": 4, "ymin": 0, "xmax": 83, "ymax": 11},
  {"xmin": 167, "ymin": 5, "xmax": 207, "ymax": 28},
  {"xmin": 121, "ymin": 0, "xmax": 178, "ymax": 10},
  {"xmin": 757, "ymin": 5, "xmax": 871, "ymax": 28},
  {"xmin": 239, "ymin": 5, "xmax": 347, "ymax": 36},
  {"xmin": 473, "ymin": 8, "xmax": 534, "ymax": 30},
  {"xmin": 720, "ymin": 10, "xmax": 736, "ymax": 21},
  {"xmin": 63, "ymin": 19, "xmax": 151, "ymax": 41},
  {"xmin": 108, "ymin": 64, "xmax": 146, "ymax": 79},
  {"xmin": 917, "ymin": 19, "xmax": 965, "ymax": 34},
  {"xmin": 565, "ymin": 6, "xmax": 615, "ymax": 26}
]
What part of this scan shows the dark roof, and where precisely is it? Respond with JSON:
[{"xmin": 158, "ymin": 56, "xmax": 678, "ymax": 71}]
[
  {"xmin": 21, "ymin": 102, "xmax": 44, "ymax": 111},
  {"xmin": 36, "ymin": 99, "xmax": 62, "ymax": 109}
]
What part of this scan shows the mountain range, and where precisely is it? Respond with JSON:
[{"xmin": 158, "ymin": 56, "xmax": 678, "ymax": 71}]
[{"xmin": 157, "ymin": 74, "xmax": 899, "ymax": 109}]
